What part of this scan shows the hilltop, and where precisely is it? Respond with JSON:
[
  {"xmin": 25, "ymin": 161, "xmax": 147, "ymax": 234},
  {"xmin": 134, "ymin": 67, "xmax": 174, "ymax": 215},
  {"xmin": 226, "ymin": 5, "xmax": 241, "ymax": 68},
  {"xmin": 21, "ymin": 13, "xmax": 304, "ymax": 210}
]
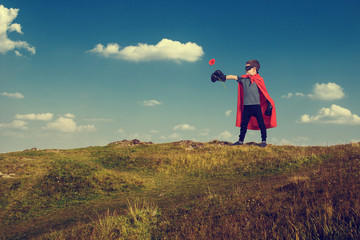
[{"xmin": 0, "ymin": 140, "xmax": 359, "ymax": 239}]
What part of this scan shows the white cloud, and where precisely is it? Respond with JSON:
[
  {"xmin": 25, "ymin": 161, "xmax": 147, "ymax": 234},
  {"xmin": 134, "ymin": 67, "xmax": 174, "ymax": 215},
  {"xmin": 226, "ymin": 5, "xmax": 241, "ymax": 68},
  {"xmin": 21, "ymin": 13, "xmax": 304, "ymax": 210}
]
[
  {"xmin": 173, "ymin": 124, "xmax": 196, "ymax": 131},
  {"xmin": 299, "ymin": 104, "xmax": 360, "ymax": 125},
  {"xmin": 300, "ymin": 114, "xmax": 311, "ymax": 123},
  {"xmin": 159, "ymin": 132, "xmax": 181, "ymax": 140},
  {"xmin": 225, "ymin": 110, "xmax": 232, "ymax": 117},
  {"xmin": 271, "ymin": 137, "xmax": 309, "ymax": 146},
  {"xmin": 308, "ymin": 82, "xmax": 344, "ymax": 100},
  {"xmin": 44, "ymin": 117, "xmax": 77, "ymax": 132},
  {"xmin": 44, "ymin": 117, "xmax": 95, "ymax": 132},
  {"xmin": 88, "ymin": 38, "xmax": 204, "ymax": 63},
  {"xmin": 15, "ymin": 113, "xmax": 53, "ymax": 121},
  {"xmin": 0, "ymin": 5, "xmax": 36, "ymax": 55},
  {"xmin": 216, "ymin": 130, "xmax": 232, "ymax": 140},
  {"xmin": 282, "ymin": 93, "xmax": 293, "ymax": 99},
  {"xmin": 63, "ymin": 113, "xmax": 75, "ymax": 119},
  {"xmin": 77, "ymin": 124, "xmax": 96, "ymax": 132},
  {"xmin": 284, "ymin": 82, "xmax": 344, "ymax": 101},
  {"xmin": 0, "ymin": 120, "xmax": 28, "ymax": 130},
  {"xmin": 1, "ymin": 92, "xmax": 24, "ymax": 99},
  {"xmin": 168, "ymin": 132, "xmax": 181, "ymax": 139},
  {"xmin": 9, "ymin": 22, "xmax": 22, "ymax": 33},
  {"xmin": 117, "ymin": 128, "xmax": 125, "ymax": 134},
  {"xmin": 282, "ymin": 92, "xmax": 306, "ymax": 98},
  {"xmin": 140, "ymin": 100, "xmax": 163, "ymax": 107}
]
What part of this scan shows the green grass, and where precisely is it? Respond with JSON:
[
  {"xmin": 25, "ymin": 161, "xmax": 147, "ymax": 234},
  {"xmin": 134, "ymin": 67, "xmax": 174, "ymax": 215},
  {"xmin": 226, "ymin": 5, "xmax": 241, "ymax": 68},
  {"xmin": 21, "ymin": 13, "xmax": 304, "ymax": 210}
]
[
  {"xmin": 0, "ymin": 141, "xmax": 359, "ymax": 239},
  {"xmin": 38, "ymin": 200, "xmax": 160, "ymax": 240}
]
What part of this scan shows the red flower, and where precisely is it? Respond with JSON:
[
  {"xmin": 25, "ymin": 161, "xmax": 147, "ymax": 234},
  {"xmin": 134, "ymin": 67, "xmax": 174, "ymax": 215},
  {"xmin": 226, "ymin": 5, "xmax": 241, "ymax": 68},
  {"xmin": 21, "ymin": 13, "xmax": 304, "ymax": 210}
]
[{"xmin": 209, "ymin": 58, "xmax": 225, "ymax": 88}]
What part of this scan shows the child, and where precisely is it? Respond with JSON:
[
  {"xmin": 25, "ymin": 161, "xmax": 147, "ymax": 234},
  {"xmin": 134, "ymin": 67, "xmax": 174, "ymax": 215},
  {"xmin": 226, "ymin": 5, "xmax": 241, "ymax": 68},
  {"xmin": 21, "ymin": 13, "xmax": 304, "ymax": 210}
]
[{"xmin": 211, "ymin": 60, "xmax": 277, "ymax": 147}]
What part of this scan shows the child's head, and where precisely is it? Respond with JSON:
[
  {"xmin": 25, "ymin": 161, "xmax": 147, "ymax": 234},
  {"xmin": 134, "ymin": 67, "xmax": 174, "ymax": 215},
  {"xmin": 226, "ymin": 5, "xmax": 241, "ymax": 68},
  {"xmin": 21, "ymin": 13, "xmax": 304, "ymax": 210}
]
[{"xmin": 245, "ymin": 60, "xmax": 260, "ymax": 74}]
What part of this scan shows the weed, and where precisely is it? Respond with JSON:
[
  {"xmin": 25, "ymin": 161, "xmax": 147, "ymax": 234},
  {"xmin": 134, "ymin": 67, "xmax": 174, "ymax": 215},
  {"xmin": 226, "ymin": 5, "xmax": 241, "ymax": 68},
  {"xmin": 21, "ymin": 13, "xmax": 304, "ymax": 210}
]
[{"xmin": 38, "ymin": 200, "xmax": 159, "ymax": 240}]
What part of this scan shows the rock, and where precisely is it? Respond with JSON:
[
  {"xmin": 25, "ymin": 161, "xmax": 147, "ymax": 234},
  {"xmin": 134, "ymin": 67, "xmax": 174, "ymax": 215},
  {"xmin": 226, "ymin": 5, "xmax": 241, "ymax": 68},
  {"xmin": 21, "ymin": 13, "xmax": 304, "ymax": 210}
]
[
  {"xmin": 24, "ymin": 147, "xmax": 38, "ymax": 152},
  {"xmin": 209, "ymin": 140, "xmax": 232, "ymax": 145},
  {"xmin": 173, "ymin": 140, "xmax": 205, "ymax": 150},
  {"xmin": 107, "ymin": 139, "xmax": 153, "ymax": 147},
  {"xmin": 107, "ymin": 140, "xmax": 129, "ymax": 146},
  {"xmin": 132, "ymin": 139, "xmax": 141, "ymax": 145}
]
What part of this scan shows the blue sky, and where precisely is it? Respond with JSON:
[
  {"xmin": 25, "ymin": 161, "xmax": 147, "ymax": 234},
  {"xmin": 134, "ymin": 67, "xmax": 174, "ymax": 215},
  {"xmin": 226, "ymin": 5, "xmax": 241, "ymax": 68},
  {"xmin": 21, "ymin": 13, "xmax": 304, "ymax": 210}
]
[{"xmin": 1, "ymin": 0, "xmax": 360, "ymax": 152}]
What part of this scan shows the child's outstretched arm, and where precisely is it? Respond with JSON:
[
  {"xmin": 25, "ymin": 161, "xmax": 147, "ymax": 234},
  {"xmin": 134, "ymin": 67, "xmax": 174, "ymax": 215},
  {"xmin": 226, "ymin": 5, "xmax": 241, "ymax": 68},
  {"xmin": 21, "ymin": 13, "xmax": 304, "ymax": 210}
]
[{"xmin": 226, "ymin": 75, "xmax": 238, "ymax": 80}]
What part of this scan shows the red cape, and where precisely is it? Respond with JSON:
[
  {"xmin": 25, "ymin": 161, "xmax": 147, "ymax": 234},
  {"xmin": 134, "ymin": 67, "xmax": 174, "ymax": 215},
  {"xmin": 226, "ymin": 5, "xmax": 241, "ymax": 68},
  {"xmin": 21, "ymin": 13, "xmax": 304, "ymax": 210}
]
[{"xmin": 235, "ymin": 74, "xmax": 277, "ymax": 130}]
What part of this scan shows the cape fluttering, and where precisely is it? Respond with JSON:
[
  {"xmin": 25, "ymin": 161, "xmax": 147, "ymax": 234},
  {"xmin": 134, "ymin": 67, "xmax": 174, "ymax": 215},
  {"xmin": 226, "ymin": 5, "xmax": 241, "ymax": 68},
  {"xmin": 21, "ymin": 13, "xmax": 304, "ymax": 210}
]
[{"xmin": 236, "ymin": 74, "xmax": 277, "ymax": 130}]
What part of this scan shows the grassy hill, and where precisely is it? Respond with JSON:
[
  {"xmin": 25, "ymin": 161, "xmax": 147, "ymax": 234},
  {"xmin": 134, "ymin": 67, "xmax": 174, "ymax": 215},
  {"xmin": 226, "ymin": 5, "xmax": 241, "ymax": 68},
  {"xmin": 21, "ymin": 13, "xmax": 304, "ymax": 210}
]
[{"xmin": 0, "ymin": 140, "xmax": 359, "ymax": 239}]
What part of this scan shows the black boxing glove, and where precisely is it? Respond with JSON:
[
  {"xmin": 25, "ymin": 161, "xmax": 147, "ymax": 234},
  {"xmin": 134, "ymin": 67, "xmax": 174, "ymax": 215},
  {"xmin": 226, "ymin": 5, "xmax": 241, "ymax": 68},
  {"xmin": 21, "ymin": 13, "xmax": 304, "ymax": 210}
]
[
  {"xmin": 214, "ymin": 70, "xmax": 226, "ymax": 82},
  {"xmin": 265, "ymin": 100, "xmax": 273, "ymax": 116},
  {"xmin": 211, "ymin": 73, "xmax": 219, "ymax": 82}
]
